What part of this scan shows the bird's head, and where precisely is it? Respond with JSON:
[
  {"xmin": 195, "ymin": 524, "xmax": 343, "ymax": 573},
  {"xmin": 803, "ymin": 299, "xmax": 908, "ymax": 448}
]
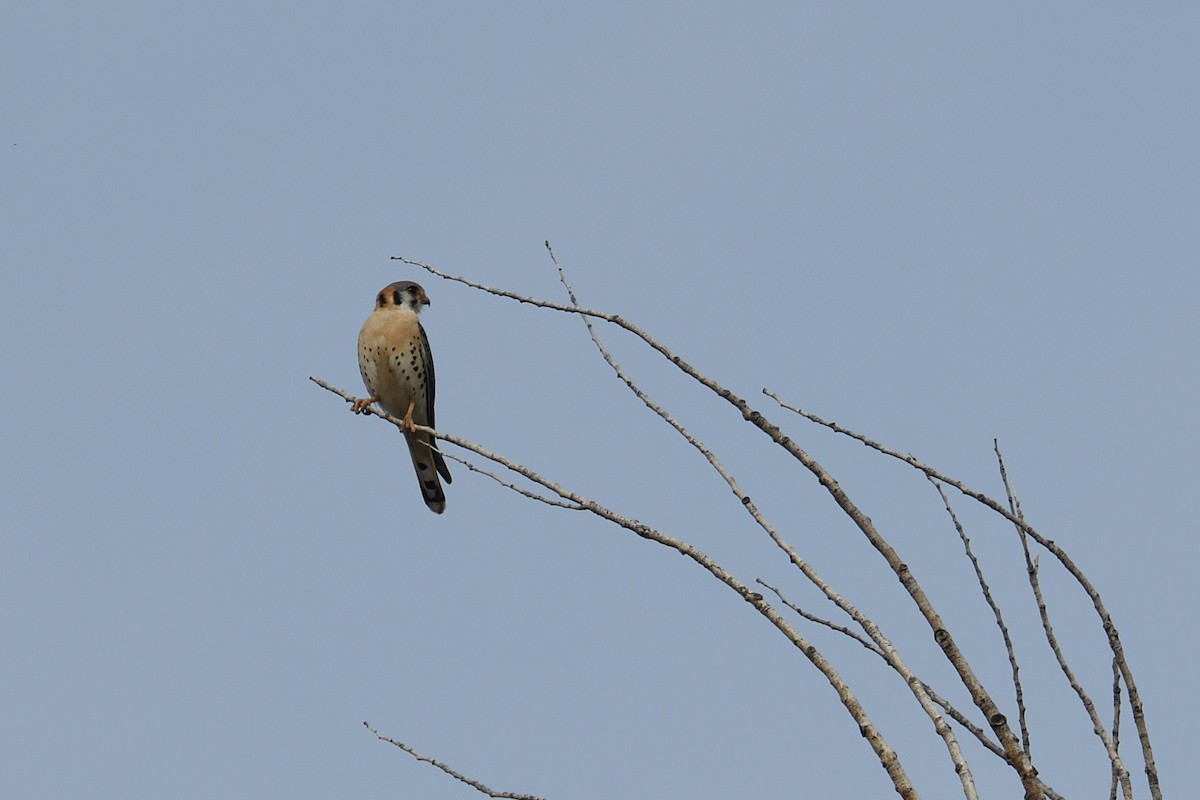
[{"xmin": 376, "ymin": 281, "xmax": 430, "ymax": 312}]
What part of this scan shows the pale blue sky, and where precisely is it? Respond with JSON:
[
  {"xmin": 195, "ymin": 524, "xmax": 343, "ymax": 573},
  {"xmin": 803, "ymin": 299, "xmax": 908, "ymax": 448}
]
[{"xmin": 3, "ymin": 3, "xmax": 1195, "ymax": 798}]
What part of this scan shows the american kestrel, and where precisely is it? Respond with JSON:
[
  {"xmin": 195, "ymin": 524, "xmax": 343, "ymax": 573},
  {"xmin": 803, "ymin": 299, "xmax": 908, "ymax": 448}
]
[{"xmin": 352, "ymin": 280, "xmax": 452, "ymax": 514}]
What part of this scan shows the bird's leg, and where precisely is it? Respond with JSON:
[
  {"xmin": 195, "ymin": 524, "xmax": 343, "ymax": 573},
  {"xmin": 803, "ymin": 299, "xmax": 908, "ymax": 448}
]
[
  {"xmin": 400, "ymin": 400, "xmax": 417, "ymax": 433},
  {"xmin": 350, "ymin": 395, "xmax": 379, "ymax": 414}
]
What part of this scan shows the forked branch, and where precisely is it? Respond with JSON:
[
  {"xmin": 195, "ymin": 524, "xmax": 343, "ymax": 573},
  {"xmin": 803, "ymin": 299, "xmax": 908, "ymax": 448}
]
[
  {"xmin": 392, "ymin": 253, "xmax": 1041, "ymax": 798},
  {"xmin": 324, "ymin": 252, "xmax": 1158, "ymax": 799},
  {"xmin": 313, "ymin": 375, "xmax": 918, "ymax": 800},
  {"xmin": 765, "ymin": 392, "xmax": 1159, "ymax": 800}
]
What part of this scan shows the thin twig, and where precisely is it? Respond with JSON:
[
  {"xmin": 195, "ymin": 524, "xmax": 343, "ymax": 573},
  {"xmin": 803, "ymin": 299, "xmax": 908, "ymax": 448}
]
[
  {"xmin": 994, "ymin": 442, "xmax": 1132, "ymax": 800},
  {"xmin": 364, "ymin": 722, "xmax": 546, "ymax": 800},
  {"xmin": 918, "ymin": 682, "xmax": 1008, "ymax": 763},
  {"xmin": 440, "ymin": 450, "xmax": 585, "ymax": 510},
  {"xmin": 928, "ymin": 478, "xmax": 1029, "ymax": 755},
  {"xmin": 755, "ymin": 579, "xmax": 883, "ymax": 656}
]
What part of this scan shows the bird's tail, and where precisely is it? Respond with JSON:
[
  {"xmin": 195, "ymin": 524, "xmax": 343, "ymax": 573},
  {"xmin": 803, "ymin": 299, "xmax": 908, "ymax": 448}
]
[{"xmin": 406, "ymin": 433, "xmax": 452, "ymax": 514}]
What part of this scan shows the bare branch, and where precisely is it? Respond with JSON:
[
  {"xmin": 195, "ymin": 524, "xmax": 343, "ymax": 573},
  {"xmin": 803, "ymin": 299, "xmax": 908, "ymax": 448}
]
[
  {"xmin": 352, "ymin": 258, "xmax": 1159, "ymax": 799},
  {"xmin": 1110, "ymin": 657, "xmax": 1123, "ymax": 800},
  {"xmin": 395, "ymin": 255, "xmax": 1045, "ymax": 796},
  {"xmin": 994, "ymin": 442, "xmax": 1132, "ymax": 800},
  {"xmin": 440, "ymin": 450, "xmax": 585, "ymax": 510},
  {"xmin": 543, "ymin": 244, "xmax": 979, "ymax": 798},
  {"xmin": 929, "ymin": 478, "xmax": 1030, "ymax": 755},
  {"xmin": 314, "ymin": 375, "xmax": 920, "ymax": 800},
  {"xmin": 364, "ymin": 722, "xmax": 546, "ymax": 800},
  {"xmin": 758, "ymin": 578, "xmax": 1015, "ymax": 769},
  {"xmin": 919, "ymin": 683, "xmax": 1007, "ymax": 763},
  {"xmin": 755, "ymin": 578, "xmax": 883, "ymax": 656},
  {"xmin": 389, "ymin": 259, "xmax": 1062, "ymax": 797},
  {"xmin": 764, "ymin": 389, "xmax": 1161, "ymax": 800}
]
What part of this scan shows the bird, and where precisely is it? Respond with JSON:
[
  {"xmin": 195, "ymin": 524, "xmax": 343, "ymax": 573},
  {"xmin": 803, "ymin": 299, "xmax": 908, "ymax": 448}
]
[{"xmin": 351, "ymin": 280, "xmax": 452, "ymax": 513}]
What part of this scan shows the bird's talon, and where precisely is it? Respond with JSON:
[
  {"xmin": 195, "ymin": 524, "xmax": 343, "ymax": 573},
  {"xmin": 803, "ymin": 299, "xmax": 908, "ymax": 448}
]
[
  {"xmin": 400, "ymin": 400, "xmax": 417, "ymax": 432},
  {"xmin": 350, "ymin": 396, "xmax": 377, "ymax": 414}
]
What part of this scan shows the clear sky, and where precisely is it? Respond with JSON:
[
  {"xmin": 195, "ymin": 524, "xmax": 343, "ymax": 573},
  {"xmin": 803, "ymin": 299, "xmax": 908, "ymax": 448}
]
[{"xmin": 3, "ymin": 3, "xmax": 1195, "ymax": 798}]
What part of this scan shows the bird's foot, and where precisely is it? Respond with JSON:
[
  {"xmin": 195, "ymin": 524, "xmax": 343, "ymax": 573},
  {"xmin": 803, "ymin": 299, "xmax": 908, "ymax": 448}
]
[
  {"xmin": 350, "ymin": 396, "xmax": 379, "ymax": 414},
  {"xmin": 400, "ymin": 400, "xmax": 417, "ymax": 433}
]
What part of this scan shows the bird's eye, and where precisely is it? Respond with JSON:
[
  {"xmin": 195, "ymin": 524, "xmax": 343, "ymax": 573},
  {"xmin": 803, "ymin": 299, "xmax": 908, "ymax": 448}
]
[{"xmin": 407, "ymin": 286, "xmax": 418, "ymax": 293}]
